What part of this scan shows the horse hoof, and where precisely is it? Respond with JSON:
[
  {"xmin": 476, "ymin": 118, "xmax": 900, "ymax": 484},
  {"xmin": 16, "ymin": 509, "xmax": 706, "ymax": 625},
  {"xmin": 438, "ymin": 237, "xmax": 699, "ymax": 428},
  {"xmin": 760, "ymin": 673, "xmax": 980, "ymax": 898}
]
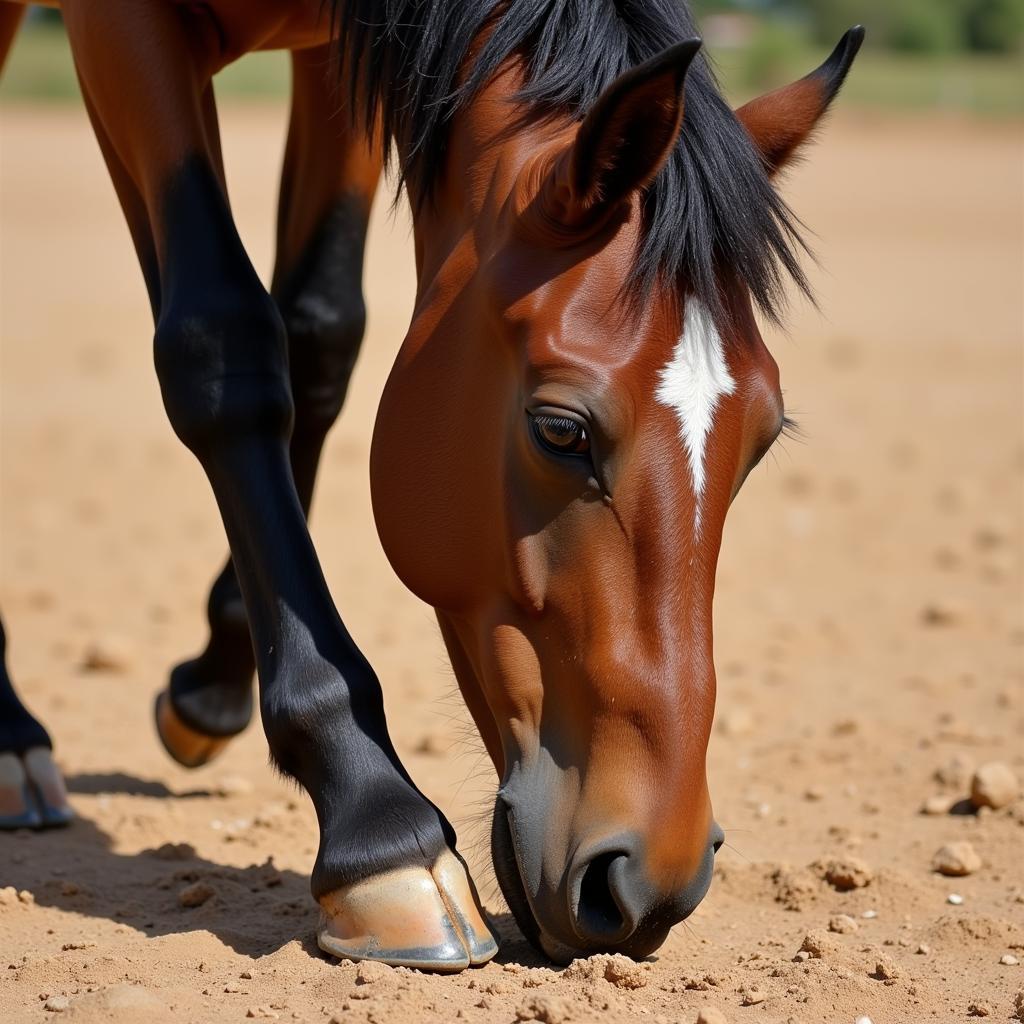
[
  {"xmin": 317, "ymin": 850, "xmax": 499, "ymax": 971},
  {"xmin": 154, "ymin": 691, "xmax": 230, "ymax": 768},
  {"xmin": 23, "ymin": 747, "xmax": 73, "ymax": 827},
  {"xmin": 0, "ymin": 751, "xmax": 42, "ymax": 829}
]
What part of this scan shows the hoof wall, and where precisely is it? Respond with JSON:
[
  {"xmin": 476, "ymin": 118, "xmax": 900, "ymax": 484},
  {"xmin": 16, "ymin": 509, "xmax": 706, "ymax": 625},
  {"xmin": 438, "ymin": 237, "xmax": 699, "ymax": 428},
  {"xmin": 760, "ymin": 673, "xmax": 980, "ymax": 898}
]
[
  {"xmin": 317, "ymin": 851, "xmax": 499, "ymax": 972},
  {"xmin": 154, "ymin": 691, "xmax": 229, "ymax": 769},
  {"xmin": 0, "ymin": 748, "xmax": 72, "ymax": 829}
]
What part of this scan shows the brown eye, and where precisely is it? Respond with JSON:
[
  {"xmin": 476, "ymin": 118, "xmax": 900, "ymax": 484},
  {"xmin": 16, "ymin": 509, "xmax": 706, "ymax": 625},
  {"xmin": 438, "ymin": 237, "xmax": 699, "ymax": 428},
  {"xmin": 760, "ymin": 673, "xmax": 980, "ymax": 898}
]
[{"xmin": 530, "ymin": 412, "xmax": 591, "ymax": 457}]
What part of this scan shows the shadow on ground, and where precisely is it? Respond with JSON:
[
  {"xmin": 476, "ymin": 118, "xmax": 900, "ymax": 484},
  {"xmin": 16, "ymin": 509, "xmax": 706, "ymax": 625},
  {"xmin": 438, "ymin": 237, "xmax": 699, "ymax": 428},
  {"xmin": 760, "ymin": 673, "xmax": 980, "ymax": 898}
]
[{"xmin": 1, "ymin": 775, "xmax": 535, "ymax": 967}]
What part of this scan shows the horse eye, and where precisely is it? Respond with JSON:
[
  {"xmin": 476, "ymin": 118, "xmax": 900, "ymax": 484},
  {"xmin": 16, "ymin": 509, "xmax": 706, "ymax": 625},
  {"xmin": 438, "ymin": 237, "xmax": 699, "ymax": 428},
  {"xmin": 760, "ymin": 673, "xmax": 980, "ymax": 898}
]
[{"xmin": 530, "ymin": 413, "xmax": 590, "ymax": 457}]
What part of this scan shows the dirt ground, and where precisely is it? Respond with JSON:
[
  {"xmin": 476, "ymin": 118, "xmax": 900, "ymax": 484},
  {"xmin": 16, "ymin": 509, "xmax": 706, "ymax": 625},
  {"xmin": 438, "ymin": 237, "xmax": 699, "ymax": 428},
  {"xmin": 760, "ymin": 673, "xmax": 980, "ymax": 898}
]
[{"xmin": 0, "ymin": 102, "xmax": 1021, "ymax": 1024}]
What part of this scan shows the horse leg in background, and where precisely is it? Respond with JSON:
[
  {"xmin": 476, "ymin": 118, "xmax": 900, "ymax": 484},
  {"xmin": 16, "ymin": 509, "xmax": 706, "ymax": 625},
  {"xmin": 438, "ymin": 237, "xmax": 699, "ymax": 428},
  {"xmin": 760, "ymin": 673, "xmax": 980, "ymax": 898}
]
[
  {"xmin": 160, "ymin": 46, "xmax": 380, "ymax": 768},
  {"xmin": 63, "ymin": 1, "xmax": 495, "ymax": 969},
  {"xmin": 0, "ymin": 3, "xmax": 24, "ymax": 70},
  {"xmin": 0, "ymin": 7, "xmax": 74, "ymax": 830},
  {"xmin": 0, "ymin": 616, "xmax": 73, "ymax": 828}
]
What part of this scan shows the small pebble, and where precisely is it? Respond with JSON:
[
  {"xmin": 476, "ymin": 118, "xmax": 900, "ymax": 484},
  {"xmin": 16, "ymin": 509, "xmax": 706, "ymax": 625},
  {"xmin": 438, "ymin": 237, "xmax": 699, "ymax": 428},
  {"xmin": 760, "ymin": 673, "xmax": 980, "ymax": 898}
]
[
  {"xmin": 1014, "ymin": 990, "xmax": 1024, "ymax": 1022},
  {"xmin": 1002, "ymin": 954, "xmax": 1020, "ymax": 966},
  {"xmin": 947, "ymin": 893, "xmax": 964, "ymax": 905},
  {"xmin": 970, "ymin": 762, "xmax": 1019, "ymax": 810},
  {"xmin": 855, "ymin": 1018, "xmax": 874, "ymax": 1024},
  {"xmin": 44, "ymin": 995, "xmax": 70, "ymax": 1013},
  {"xmin": 178, "ymin": 882, "xmax": 215, "ymax": 908},
  {"xmin": 968, "ymin": 1002, "xmax": 991, "ymax": 1017},
  {"xmin": 862, "ymin": 909, "xmax": 878, "ymax": 919},
  {"xmin": 932, "ymin": 841, "xmax": 982, "ymax": 877},
  {"xmin": 916, "ymin": 943, "xmax": 930, "ymax": 956},
  {"xmin": 828, "ymin": 914, "xmax": 858, "ymax": 934},
  {"xmin": 921, "ymin": 795, "xmax": 954, "ymax": 816}
]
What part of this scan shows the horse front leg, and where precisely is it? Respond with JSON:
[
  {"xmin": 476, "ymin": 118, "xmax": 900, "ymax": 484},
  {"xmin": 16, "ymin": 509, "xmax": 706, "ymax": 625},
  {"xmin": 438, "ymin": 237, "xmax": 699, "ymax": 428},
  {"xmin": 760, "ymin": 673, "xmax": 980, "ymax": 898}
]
[
  {"xmin": 163, "ymin": 47, "xmax": 380, "ymax": 767},
  {"xmin": 63, "ymin": 1, "xmax": 496, "ymax": 970}
]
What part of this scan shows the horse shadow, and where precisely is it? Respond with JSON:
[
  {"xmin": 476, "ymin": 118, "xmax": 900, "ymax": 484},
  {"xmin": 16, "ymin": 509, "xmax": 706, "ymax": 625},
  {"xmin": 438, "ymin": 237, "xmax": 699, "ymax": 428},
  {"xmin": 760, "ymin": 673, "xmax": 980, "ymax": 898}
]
[{"xmin": 1, "ymin": 771, "xmax": 538, "ymax": 966}]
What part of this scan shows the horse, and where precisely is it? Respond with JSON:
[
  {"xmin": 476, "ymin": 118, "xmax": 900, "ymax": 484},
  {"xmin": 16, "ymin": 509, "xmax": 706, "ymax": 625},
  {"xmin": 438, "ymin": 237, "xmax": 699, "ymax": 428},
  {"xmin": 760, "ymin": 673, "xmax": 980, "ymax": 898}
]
[{"xmin": 0, "ymin": 0, "xmax": 863, "ymax": 969}]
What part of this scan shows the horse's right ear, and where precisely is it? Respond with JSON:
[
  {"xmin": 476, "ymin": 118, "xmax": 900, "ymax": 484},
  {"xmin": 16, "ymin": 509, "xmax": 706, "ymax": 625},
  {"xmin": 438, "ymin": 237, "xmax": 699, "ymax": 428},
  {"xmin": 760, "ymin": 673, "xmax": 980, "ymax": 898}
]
[
  {"xmin": 736, "ymin": 27, "xmax": 865, "ymax": 176},
  {"xmin": 542, "ymin": 39, "xmax": 702, "ymax": 230}
]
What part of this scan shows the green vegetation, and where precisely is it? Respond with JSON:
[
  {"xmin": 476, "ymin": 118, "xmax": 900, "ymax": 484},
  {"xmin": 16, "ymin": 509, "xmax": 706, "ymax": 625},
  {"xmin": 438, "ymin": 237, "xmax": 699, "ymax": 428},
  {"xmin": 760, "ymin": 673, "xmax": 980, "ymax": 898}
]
[
  {"xmin": 0, "ymin": 18, "xmax": 289, "ymax": 103},
  {"xmin": 697, "ymin": 0, "xmax": 1024, "ymax": 54},
  {"xmin": 1, "ymin": 9, "xmax": 1021, "ymax": 116}
]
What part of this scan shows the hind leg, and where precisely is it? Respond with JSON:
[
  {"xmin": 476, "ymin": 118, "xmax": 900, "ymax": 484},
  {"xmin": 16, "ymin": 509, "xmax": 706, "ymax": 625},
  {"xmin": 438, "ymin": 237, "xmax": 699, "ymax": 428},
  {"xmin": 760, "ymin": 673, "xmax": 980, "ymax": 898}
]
[
  {"xmin": 160, "ymin": 46, "xmax": 379, "ymax": 767},
  {"xmin": 0, "ymin": 616, "xmax": 73, "ymax": 828}
]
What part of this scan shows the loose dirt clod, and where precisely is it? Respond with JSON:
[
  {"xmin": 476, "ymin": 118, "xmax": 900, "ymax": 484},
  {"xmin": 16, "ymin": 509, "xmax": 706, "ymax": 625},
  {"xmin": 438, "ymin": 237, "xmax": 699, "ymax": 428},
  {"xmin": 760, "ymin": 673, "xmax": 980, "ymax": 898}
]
[
  {"xmin": 355, "ymin": 961, "xmax": 390, "ymax": 985},
  {"xmin": 515, "ymin": 994, "xmax": 577, "ymax": 1023},
  {"xmin": 821, "ymin": 856, "xmax": 873, "ymax": 891},
  {"xmin": 696, "ymin": 1009, "xmax": 727, "ymax": 1024},
  {"xmin": 872, "ymin": 954, "xmax": 901, "ymax": 981},
  {"xmin": 600, "ymin": 954, "xmax": 648, "ymax": 989},
  {"xmin": 740, "ymin": 986, "xmax": 766, "ymax": 1005},
  {"xmin": 828, "ymin": 914, "xmax": 859, "ymax": 934},
  {"xmin": 800, "ymin": 930, "xmax": 836, "ymax": 959},
  {"xmin": 967, "ymin": 1001, "xmax": 992, "ymax": 1017},
  {"xmin": 970, "ymin": 763, "xmax": 1019, "ymax": 810},
  {"xmin": 932, "ymin": 841, "xmax": 983, "ymax": 876}
]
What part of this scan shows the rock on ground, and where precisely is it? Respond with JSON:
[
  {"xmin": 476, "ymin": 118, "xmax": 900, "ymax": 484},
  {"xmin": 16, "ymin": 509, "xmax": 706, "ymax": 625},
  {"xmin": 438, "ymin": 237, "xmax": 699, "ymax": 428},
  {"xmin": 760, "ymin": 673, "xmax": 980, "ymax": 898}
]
[
  {"xmin": 820, "ymin": 856, "xmax": 873, "ymax": 891},
  {"xmin": 970, "ymin": 763, "xmax": 1019, "ymax": 810},
  {"xmin": 932, "ymin": 841, "xmax": 983, "ymax": 876}
]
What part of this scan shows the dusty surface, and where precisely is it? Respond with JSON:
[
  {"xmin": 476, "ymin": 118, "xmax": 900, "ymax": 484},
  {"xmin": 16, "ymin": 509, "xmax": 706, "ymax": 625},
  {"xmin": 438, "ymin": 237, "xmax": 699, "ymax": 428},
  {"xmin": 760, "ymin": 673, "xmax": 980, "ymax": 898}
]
[{"xmin": 1, "ymin": 103, "xmax": 1022, "ymax": 1024}]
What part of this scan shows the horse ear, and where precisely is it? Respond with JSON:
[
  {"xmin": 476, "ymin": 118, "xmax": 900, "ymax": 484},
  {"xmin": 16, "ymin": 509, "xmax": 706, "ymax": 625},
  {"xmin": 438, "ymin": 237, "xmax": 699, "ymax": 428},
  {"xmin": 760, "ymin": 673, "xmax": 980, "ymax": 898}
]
[
  {"xmin": 549, "ymin": 39, "xmax": 702, "ymax": 228},
  {"xmin": 736, "ymin": 27, "xmax": 864, "ymax": 177}
]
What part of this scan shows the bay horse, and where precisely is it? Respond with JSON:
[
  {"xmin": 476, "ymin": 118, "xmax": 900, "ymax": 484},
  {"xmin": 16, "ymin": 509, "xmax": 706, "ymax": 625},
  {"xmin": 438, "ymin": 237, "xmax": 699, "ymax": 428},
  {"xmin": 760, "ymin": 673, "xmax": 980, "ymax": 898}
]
[{"xmin": 0, "ymin": 0, "xmax": 862, "ymax": 969}]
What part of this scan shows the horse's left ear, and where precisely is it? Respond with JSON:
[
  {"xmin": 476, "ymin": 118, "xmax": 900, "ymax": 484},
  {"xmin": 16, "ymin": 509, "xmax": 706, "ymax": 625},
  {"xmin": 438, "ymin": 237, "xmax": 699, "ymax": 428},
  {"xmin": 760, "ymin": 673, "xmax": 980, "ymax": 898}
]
[
  {"xmin": 736, "ymin": 27, "xmax": 865, "ymax": 176},
  {"xmin": 544, "ymin": 38, "xmax": 702, "ymax": 229}
]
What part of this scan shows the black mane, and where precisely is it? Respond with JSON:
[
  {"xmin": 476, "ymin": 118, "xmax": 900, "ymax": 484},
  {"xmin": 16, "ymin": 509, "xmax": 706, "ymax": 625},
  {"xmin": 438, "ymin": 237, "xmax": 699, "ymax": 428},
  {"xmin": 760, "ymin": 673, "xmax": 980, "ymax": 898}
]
[{"xmin": 330, "ymin": 0, "xmax": 811, "ymax": 323}]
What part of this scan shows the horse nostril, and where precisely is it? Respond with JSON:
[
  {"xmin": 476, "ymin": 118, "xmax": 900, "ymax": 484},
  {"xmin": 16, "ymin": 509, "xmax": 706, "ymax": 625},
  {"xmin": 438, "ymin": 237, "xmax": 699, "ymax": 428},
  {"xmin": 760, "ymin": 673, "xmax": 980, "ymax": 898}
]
[{"xmin": 573, "ymin": 851, "xmax": 631, "ymax": 943}]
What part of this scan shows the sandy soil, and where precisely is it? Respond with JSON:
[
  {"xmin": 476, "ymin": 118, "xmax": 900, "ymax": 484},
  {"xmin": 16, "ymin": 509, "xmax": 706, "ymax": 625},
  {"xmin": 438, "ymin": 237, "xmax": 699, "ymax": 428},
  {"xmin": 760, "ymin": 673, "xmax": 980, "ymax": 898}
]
[{"xmin": 1, "ymin": 102, "xmax": 1021, "ymax": 1024}]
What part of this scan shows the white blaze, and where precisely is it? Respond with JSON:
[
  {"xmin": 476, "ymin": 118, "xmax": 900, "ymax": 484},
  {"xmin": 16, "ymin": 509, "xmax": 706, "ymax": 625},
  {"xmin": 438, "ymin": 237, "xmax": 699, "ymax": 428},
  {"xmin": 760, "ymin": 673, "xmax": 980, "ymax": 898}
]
[{"xmin": 655, "ymin": 299, "xmax": 736, "ymax": 529}]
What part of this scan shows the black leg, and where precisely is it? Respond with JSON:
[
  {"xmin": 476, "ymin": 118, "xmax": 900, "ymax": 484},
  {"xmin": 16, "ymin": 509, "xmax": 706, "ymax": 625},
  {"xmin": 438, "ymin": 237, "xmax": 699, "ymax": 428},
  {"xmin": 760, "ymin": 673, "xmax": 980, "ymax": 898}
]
[
  {"xmin": 166, "ymin": 44, "xmax": 377, "ymax": 756},
  {"xmin": 167, "ymin": 195, "xmax": 372, "ymax": 747},
  {"xmin": 0, "ymin": 615, "xmax": 72, "ymax": 828}
]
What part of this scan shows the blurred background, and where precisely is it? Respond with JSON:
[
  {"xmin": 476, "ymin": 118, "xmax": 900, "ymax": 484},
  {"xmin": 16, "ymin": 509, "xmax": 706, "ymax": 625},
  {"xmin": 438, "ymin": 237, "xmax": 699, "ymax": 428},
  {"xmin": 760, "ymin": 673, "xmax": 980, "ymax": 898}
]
[
  {"xmin": 0, "ymin": 4, "xmax": 1021, "ymax": 1022},
  {"xmin": 3, "ymin": 1, "xmax": 1022, "ymax": 113}
]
